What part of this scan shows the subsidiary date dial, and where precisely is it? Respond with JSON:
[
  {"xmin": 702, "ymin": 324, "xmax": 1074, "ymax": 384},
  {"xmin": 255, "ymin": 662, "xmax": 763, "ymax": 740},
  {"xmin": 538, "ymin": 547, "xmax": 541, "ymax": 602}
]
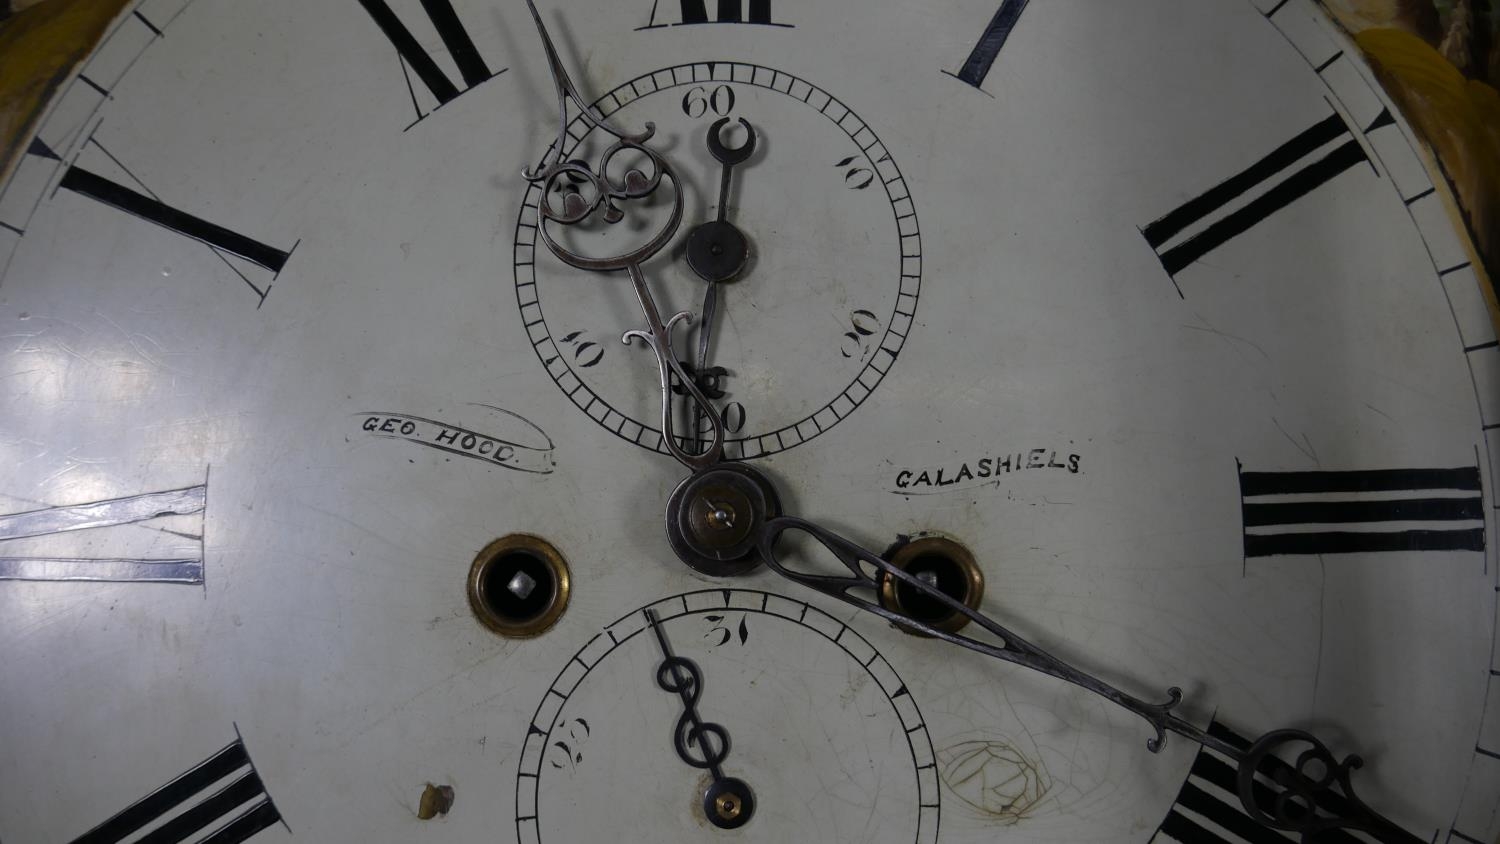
[
  {"xmin": 516, "ymin": 588, "xmax": 939, "ymax": 842},
  {"xmin": 515, "ymin": 62, "xmax": 921, "ymax": 460}
]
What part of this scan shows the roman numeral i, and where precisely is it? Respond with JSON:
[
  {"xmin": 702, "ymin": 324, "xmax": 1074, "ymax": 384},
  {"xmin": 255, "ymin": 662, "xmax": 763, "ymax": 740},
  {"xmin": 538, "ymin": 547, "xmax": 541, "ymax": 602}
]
[
  {"xmin": 1239, "ymin": 464, "xmax": 1484, "ymax": 558},
  {"xmin": 945, "ymin": 0, "xmax": 1033, "ymax": 90}
]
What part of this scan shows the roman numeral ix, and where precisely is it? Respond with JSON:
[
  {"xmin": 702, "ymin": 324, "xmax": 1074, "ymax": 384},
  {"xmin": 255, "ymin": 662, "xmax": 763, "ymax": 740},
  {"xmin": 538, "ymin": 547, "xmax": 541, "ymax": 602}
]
[
  {"xmin": 356, "ymin": 0, "xmax": 505, "ymax": 124},
  {"xmin": 945, "ymin": 0, "xmax": 1032, "ymax": 90},
  {"xmin": 0, "ymin": 484, "xmax": 207, "ymax": 584},
  {"xmin": 1143, "ymin": 112, "xmax": 1372, "ymax": 280},
  {"xmin": 71, "ymin": 736, "xmax": 282, "ymax": 844},
  {"xmin": 1239, "ymin": 465, "xmax": 1484, "ymax": 558}
]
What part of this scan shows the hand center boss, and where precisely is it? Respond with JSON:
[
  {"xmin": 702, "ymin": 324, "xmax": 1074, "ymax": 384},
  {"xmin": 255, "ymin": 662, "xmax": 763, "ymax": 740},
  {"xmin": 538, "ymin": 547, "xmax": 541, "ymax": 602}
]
[{"xmin": 519, "ymin": 4, "xmax": 1416, "ymax": 840}]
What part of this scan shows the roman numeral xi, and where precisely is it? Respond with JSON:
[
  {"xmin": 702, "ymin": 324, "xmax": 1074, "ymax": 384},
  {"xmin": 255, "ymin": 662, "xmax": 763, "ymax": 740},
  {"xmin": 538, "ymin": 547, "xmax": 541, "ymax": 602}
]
[
  {"xmin": 71, "ymin": 736, "xmax": 281, "ymax": 844},
  {"xmin": 356, "ymin": 0, "xmax": 505, "ymax": 124},
  {"xmin": 1143, "ymin": 112, "xmax": 1376, "ymax": 279},
  {"xmin": 1239, "ymin": 465, "xmax": 1484, "ymax": 558}
]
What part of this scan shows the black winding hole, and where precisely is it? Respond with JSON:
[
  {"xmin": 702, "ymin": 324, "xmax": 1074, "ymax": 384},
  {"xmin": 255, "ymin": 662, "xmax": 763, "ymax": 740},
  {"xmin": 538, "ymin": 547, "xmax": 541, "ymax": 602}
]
[
  {"xmin": 469, "ymin": 534, "xmax": 570, "ymax": 637},
  {"xmin": 894, "ymin": 552, "xmax": 971, "ymax": 623},
  {"xmin": 480, "ymin": 549, "xmax": 555, "ymax": 623},
  {"xmin": 879, "ymin": 535, "xmax": 983, "ymax": 635}
]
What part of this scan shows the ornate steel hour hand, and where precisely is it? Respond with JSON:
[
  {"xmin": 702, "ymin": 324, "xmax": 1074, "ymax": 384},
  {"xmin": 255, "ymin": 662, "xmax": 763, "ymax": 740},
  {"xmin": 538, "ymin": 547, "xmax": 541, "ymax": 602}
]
[
  {"xmin": 645, "ymin": 609, "xmax": 755, "ymax": 830},
  {"xmin": 741, "ymin": 512, "xmax": 1420, "ymax": 843},
  {"xmin": 521, "ymin": 0, "xmax": 723, "ymax": 470}
]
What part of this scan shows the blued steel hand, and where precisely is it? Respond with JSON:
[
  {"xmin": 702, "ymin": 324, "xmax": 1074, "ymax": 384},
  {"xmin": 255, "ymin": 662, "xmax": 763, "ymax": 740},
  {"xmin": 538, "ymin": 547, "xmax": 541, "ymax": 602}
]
[
  {"xmin": 684, "ymin": 118, "xmax": 756, "ymax": 445},
  {"xmin": 521, "ymin": 0, "xmax": 723, "ymax": 470},
  {"xmin": 645, "ymin": 609, "xmax": 755, "ymax": 829},
  {"xmin": 646, "ymin": 609, "xmax": 733, "ymax": 776},
  {"xmin": 686, "ymin": 118, "xmax": 757, "ymax": 284}
]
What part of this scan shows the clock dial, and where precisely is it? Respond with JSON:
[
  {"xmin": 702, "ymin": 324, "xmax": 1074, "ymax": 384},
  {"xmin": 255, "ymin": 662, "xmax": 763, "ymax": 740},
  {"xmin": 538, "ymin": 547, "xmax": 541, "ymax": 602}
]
[{"xmin": 0, "ymin": 0, "xmax": 1497, "ymax": 842}]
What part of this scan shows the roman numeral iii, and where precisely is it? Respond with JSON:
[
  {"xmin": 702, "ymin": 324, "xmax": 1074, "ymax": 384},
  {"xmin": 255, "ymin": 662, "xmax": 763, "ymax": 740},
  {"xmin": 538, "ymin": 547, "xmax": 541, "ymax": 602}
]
[
  {"xmin": 1143, "ymin": 112, "xmax": 1369, "ymax": 279},
  {"xmin": 1239, "ymin": 465, "xmax": 1484, "ymax": 557},
  {"xmin": 0, "ymin": 483, "xmax": 207, "ymax": 584},
  {"xmin": 71, "ymin": 736, "xmax": 282, "ymax": 844},
  {"xmin": 356, "ymin": 0, "xmax": 504, "ymax": 122}
]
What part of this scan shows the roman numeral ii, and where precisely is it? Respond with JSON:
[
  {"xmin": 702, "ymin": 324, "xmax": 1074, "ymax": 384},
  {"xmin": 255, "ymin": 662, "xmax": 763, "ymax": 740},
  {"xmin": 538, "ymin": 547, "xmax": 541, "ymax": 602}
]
[
  {"xmin": 1142, "ymin": 112, "xmax": 1371, "ymax": 279},
  {"xmin": 71, "ymin": 736, "xmax": 282, "ymax": 844},
  {"xmin": 1239, "ymin": 464, "xmax": 1484, "ymax": 557}
]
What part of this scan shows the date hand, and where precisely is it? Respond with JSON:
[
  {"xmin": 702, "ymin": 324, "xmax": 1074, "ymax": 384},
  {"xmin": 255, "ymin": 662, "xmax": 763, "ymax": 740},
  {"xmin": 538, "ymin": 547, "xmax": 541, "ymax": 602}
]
[
  {"xmin": 520, "ymin": 0, "xmax": 723, "ymax": 470},
  {"xmin": 646, "ymin": 609, "xmax": 755, "ymax": 830}
]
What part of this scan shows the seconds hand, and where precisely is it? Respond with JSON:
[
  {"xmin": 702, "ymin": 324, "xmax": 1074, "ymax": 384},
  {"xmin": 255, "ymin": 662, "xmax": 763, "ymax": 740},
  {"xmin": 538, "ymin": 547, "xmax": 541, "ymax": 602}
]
[{"xmin": 684, "ymin": 117, "xmax": 757, "ymax": 447}]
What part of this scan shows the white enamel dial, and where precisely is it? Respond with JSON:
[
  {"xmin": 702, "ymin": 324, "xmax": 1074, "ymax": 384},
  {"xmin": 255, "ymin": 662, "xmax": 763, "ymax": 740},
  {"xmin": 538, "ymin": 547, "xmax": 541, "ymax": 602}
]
[{"xmin": 0, "ymin": 1, "xmax": 1497, "ymax": 843}]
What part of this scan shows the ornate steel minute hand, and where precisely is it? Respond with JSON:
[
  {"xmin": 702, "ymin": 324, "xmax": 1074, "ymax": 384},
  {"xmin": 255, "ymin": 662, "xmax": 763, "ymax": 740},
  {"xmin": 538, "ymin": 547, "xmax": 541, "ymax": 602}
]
[
  {"xmin": 521, "ymin": 0, "xmax": 723, "ymax": 471},
  {"xmin": 745, "ymin": 510, "xmax": 1421, "ymax": 843}
]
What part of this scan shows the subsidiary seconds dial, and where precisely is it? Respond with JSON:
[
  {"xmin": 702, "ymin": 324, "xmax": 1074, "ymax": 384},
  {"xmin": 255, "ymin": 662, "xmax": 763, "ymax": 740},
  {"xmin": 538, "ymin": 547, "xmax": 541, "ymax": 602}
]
[{"xmin": 514, "ymin": 62, "xmax": 921, "ymax": 460}]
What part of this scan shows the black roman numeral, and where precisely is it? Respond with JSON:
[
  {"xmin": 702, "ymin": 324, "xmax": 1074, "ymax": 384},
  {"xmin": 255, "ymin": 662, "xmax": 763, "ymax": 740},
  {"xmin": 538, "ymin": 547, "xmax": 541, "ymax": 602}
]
[
  {"xmin": 71, "ymin": 737, "xmax": 281, "ymax": 844},
  {"xmin": 30, "ymin": 138, "xmax": 290, "ymax": 305},
  {"xmin": 945, "ymin": 0, "xmax": 1032, "ymax": 90},
  {"xmin": 1142, "ymin": 113, "xmax": 1369, "ymax": 279},
  {"xmin": 356, "ymin": 0, "xmax": 503, "ymax": 122},
  {"xmin": 1156, "ymin": 722, "xmax": 1330, "ymax": 844},
  {"xmin": 1154, "ymin": 721, "xmax": 1422, "ymax": 844},
  {"xmin": 0, "ymin": 483, "xmax": 207, "ymax": 584},
  {"xmin": 1239, "ymin": 465, "xmax": 1484, "ymax": 557},
  {"xmin": 58, "ymin": 168, "xmax": 289, "ymax": 273},
  {"xmin": 639, "ymin": 0, "xmax": 788, "ymax": 29}
]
